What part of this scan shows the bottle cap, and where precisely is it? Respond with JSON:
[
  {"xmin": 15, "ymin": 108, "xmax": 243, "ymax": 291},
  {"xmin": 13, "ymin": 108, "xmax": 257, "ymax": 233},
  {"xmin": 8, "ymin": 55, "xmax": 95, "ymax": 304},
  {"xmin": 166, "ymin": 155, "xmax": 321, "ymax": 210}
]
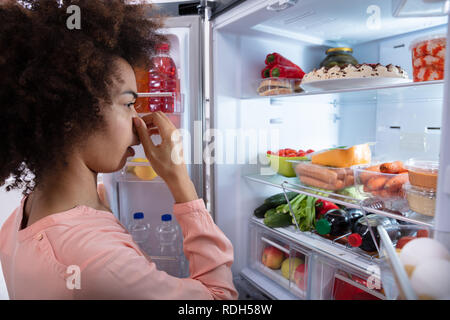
[
  {"xmin": 133, "ymin": 212, "xmax": 144, "ymax": 220},
  {"xmin": 348, "ymin": 233, "xmax": 363, "ymax": 247},
  {"xmin": 161, "ymin": 214, "xmax": 172, "ymax": 221},
  {"xmin": 316, "ymin": 219, "xmax": 331, "ymax": 235},
  {"xmin": 157, "ymin": 43, "xmax": 170, "ymax": 51}
]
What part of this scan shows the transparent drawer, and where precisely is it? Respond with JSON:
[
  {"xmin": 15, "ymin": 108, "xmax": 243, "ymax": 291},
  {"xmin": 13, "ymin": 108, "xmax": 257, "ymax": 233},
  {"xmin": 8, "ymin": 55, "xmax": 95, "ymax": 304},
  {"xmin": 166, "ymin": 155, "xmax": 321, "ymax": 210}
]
[
  {"xmin": 309, "ymin": 254, "xmax": 386, "ymax": 300},
  {"xmin": 249, "ymin": 223, "xmax": 311, "ymax": 299}
]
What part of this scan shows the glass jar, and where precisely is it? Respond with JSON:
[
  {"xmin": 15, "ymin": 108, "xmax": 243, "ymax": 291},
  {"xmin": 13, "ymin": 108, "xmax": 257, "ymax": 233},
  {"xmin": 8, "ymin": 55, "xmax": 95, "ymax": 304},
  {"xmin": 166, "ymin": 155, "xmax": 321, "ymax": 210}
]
[{"xmin": 320, "ymin": 47, "xmax": 358, "ymax": 68}]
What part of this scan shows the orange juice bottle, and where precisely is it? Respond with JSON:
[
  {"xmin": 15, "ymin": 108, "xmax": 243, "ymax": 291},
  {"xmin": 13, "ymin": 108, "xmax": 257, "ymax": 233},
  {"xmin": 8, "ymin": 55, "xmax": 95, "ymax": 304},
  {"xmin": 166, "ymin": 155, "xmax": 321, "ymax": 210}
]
[{"xmin": 134, "ymin": 67, "xmax": 149, "ymax": 113}]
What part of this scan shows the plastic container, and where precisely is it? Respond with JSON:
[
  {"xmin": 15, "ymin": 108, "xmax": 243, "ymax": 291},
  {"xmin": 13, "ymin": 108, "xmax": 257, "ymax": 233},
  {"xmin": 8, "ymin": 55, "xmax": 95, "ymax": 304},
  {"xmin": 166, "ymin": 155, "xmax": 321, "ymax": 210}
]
[
  {"xmin": 155, "ymin": 214, "xmax": 182, "ymax": 277},
  {"xmin": 404, "ymin": 184, "xmax": 436, "ymax": 217},
  {"xmin": 377, "ymin": 224, "xmax": 450, "ymax": 300},
  {"xmin": 250, "ymin": 222, "xmax": 310, "ymax": 298},
  {"xmin": 308, "ymin": 254, "xmax": 386, "ymax": 300},
  {"xmin": 292, "ymin": 161, "xmax": 354, "ymax": 191},
  {"xmin": 128, "ymin": 212, "xmax": 151, "ymax": 254},
  {"xmin": 256, "ymin": 77, "xmax": 302, "ymax": 96},
  {"xmin": 354, "ymin": 164, "xmax": 409, "ymax": 200},
  {"xmin": 267, "ymin": 155, "xmax": 308, "ymax": 177},
  {"xmin": 148, "ymin": 43, "xmax": 180, "ymax": 113},
  {"xmin": 410, "ymin": 34, "xmax": 446, "ymax": 82},
  {"xmin": 405, "ymin": 159, "xmax": 439, "ymax": 191},
  {"xmin": 320, "ymin": 47, "xmax": 358, "ymax": 68}
]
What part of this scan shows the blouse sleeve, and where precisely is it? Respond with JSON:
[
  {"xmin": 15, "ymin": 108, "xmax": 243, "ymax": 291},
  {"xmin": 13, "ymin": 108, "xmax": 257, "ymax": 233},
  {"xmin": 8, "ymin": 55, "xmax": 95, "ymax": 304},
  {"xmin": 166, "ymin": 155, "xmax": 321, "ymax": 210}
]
[{"xmin": 72, "ymin": 198, "xmax": 238, "ymax": 300}]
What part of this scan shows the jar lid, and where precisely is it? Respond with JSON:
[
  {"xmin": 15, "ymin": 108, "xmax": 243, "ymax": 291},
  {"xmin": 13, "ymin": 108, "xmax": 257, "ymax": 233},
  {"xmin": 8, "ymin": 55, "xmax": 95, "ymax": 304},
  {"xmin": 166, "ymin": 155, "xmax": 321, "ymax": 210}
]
[
  {"xmin": 157, "ymin": 43, "xmax": 170, "ymax": 51},
  {"xmin": 348, "ymin": 233, "xmax": 362, "ymax": 247},
  {"xmin": 405, "ymin": 159, "xmax": 439, "ymax": 174},
  {"xmin": 316, "ymin": 219, "xmax": 331, "ymax": 235},
  {"xmin": 326, "ymin": 47, "xmax": 353, "ymax": 54},
  {"xmin": 404, "ymin": 183, "xmax": 436, "ymax": 198}
]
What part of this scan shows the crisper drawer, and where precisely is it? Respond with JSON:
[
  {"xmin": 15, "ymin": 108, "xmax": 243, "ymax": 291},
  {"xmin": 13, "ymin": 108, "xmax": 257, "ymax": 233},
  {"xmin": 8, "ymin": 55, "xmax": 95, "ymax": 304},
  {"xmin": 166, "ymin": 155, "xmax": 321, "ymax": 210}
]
[
  {"xmin": 309, "ymin": 254, "xmax": 386, "ymax": 300},
  {"xmin": 249, "ymin": 222, "xmax": 311, "ymax": 299}
]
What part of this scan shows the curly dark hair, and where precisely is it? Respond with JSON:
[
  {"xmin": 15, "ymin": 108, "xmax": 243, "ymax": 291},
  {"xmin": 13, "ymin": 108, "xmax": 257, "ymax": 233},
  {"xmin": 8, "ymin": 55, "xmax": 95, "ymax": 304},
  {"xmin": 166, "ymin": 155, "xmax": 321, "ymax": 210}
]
[{"xmin": 0, "ymin": 0, "xmax": 166, "ymax": 195}]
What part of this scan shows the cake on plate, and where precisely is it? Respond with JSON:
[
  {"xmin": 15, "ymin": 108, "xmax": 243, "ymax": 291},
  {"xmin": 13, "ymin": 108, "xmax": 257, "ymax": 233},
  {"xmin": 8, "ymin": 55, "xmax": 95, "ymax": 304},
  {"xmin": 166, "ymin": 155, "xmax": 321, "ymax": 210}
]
[{"xmin": 302, "ymin": 63, "xmax": 408, "ymax": 83}]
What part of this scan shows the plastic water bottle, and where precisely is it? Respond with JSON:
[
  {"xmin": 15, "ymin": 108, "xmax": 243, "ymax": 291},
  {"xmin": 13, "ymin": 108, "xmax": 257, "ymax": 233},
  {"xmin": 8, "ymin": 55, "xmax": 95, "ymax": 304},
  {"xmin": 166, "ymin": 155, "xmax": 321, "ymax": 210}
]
[
  {"xmin": 155, "ymin": 214, "xmax": 181, "ymax": 277},
  {"xmin": 148, "ymin": 43, "xmax": 179, "ymax": 113},
  {"xmin": 129, "ymin": 212, "xmax": 151, "ymax": 254}
]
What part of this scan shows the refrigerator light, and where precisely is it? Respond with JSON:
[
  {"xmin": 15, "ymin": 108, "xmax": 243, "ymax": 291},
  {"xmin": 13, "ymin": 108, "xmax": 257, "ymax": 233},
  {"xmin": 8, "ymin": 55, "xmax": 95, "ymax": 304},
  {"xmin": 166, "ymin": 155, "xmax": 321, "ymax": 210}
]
[{"xmin": 266, "ymin": 0, "xmax": 298, "ymax": 12}]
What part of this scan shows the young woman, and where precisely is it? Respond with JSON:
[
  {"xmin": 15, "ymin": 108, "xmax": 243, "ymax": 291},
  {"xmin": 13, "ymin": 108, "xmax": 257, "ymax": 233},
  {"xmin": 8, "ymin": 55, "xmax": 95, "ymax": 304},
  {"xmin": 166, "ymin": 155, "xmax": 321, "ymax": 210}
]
[{"xmin": 0, "ymin": 0, "xmax": 237, "ymax": 300}]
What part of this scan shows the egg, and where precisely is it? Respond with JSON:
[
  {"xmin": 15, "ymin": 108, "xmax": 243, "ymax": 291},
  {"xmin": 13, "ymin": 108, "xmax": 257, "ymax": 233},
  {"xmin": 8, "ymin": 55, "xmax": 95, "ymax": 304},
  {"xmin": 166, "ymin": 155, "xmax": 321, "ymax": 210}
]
[
  {"xmin": 399, "ymin": 238, "xmax": 449, "ymax": 277},
  {"xmin": 411, "ymin": 259, "xmax": 450, "ymax": 300}
]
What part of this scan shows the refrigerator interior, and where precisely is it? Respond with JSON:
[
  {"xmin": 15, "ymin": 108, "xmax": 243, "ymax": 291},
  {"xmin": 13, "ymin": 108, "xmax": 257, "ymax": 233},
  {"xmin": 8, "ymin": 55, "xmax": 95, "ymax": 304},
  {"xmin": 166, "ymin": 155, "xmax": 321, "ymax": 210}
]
[{"xmin": 209, "ymin": 0, "xmax": 448, "ymax": 295}]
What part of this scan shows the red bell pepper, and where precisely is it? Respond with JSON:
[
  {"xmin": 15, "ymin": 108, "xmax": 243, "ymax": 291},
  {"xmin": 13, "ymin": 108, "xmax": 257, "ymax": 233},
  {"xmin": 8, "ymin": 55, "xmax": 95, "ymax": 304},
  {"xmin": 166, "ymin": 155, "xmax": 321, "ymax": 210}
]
[
  {"xmin": 265, "ymin": 53, "xmax": 302, "ymax": 69},
  {"xmin": 315, "ymin": 199, "xmax": 340, "ymax": 218},
  {"xmin": 270, "ymin": 65, "xmax": 305, "ymax": 79},
  {"xmin": 261, "ymin": 65, "xmax": 271, "ymax": 78}
]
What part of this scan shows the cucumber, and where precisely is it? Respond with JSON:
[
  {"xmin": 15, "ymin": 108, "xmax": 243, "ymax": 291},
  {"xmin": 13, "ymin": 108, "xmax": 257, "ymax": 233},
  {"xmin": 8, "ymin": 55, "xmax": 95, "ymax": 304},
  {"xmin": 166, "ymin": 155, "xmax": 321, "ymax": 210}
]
[
  {"xmin": 253, "ymin": 203, "xmax": 274, "ymax": 218},
  {"xmin": 264, "ymin": 212, "xmax": 292, "ymax": 228},
  {"xmin": 264, "ymin": 192, "xmax": 298, "ymax": 207}
]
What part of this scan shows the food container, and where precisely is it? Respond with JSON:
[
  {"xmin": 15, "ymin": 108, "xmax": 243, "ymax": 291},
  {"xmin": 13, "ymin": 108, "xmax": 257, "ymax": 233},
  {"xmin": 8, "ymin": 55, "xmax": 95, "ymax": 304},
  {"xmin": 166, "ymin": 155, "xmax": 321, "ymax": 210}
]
[
  {"xmin": 256, "ymin": 77, "xmax": 302, "ymax": 96},
  {"xmin": 405, "ymin": 159, "xmax": 439, "ymax": 191},
  {"xmin": 320, "ymin": 47, "xmax": 358, "ymax": 68},
  {"xmin": 267, "ymin": 154, "xmax": 308, "ymax": 177},
  {"xmin": 410, "ymin": 35, "xmax": 446, "ymax": 82},
  {"xmin": 404, "ymin": 184, "xmax": 436, "ymax": 217},
  {"xmin": 378, "ymin": 224, "xmax": 450, "ymax": 300},
  {"xmin": 354, "ymin": 164, "xmax": 409, "ymax": 200},
  {"xmin": 292, "ymin": 161, "xmax": 354, "ymax": 191}
]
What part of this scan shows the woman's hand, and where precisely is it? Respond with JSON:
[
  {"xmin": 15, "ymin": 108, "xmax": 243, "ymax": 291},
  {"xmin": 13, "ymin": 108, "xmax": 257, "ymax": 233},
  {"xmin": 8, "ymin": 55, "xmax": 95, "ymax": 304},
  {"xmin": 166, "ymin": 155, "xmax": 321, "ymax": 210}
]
[{"xmin": 132, "ymin": 112, "xmax": 198, "ymax": 203}]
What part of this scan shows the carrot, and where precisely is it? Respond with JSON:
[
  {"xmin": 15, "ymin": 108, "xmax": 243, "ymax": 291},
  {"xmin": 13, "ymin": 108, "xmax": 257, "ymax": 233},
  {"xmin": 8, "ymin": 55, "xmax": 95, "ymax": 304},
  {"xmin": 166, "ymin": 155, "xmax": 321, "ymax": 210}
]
[
  {"xmin": 380, "ymin": 161, "xmax": 406, "ymax": 174},
  {"xmin": 295, "ymin": 163, "xmax": 338, "ymax": 184},
  {"xmin": 345, "ymin": 174, "xmax": 354, "ymax": 187},
  {"xmin": 360, "ymin": 165, "xmax": 381, "ymax": 184},
  {"xmin": 384, "ymin": 173, "xmax": 409, "ymax": 192},
  {"xmin": 300, "ymin": 176, "xmax": 344, "ymax": 191},
  {"xmin": 366, "ymin": 176, "xmax": 388, "ymax": 191}
]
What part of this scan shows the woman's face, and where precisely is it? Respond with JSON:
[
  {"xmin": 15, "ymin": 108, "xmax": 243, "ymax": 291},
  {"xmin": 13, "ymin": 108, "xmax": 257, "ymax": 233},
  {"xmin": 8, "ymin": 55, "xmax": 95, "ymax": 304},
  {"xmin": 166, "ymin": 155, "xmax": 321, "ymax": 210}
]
[{"xmin": 81, "ymin": 57, "xmax": 140, "ymax": 173}]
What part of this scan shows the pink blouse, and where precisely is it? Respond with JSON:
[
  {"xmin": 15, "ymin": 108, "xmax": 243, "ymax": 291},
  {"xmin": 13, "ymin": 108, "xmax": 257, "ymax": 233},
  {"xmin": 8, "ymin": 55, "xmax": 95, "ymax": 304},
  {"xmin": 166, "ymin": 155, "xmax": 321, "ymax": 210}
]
[{"xmin": 0, "ymin": 194, "xmax": 237, "ymax": 300}]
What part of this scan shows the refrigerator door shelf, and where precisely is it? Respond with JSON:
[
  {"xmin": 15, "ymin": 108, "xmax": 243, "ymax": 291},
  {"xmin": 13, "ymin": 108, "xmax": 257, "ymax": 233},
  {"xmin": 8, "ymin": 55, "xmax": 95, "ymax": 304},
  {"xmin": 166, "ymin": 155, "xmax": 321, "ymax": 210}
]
[{"xmin": 136, "ymin": 92, "xmax": 185, "ymax": 114}]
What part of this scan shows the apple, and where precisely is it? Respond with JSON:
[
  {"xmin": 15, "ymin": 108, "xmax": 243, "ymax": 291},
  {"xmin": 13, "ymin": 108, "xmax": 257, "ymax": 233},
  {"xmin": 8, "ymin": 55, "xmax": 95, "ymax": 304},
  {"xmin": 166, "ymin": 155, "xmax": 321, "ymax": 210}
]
[
  {"xmin": 281, "ymin": 257, "xmax": 304, "ymax": 280},
  {"xmin": 261, "ymin": 246, "xmax": 284, "ymax": 269},
  {"xmin": 396, "ymin": 236, "xmax": 416, "ymax": 249},
  {"xmin": 294, "ymin": 263, "xmax": 307, "ymax": 290}
]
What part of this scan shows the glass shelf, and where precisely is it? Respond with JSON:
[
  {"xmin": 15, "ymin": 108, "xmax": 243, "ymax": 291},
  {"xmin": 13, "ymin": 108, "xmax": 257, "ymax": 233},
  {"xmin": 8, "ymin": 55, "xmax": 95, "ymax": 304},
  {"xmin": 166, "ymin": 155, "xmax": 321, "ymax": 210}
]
[
  {"xmin": 243, "ymin": 79, "xmax": 444, "ymax": 104},
  {"xmin": 244, "ymin": 173, "xmax": 434, "ymax": 228}
]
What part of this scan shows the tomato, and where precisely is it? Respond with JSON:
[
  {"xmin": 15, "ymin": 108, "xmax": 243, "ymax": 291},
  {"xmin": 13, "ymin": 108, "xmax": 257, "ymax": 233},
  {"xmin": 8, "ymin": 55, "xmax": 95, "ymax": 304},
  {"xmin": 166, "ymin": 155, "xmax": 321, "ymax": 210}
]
[
  {"xmin": 286, "ymin": 153, "xmax": 297, "ymax": 157},
  {"xmin": 297, "ymin": 152, "xmax": 306, "ymax": 157},
  {"xmin": 267, "ymin": 150, "xmax": 272, "ymax": 155},
  {"xmin": 298, "ymin": 149, "xmax": 305, "ymax": 154},
  {"xmin": 285, "ymin": 148, "xmax": 296, "ymax": 153},
  {"xmin": 306, "ymin": 149, "xmax": 314, "ymax": 154}
]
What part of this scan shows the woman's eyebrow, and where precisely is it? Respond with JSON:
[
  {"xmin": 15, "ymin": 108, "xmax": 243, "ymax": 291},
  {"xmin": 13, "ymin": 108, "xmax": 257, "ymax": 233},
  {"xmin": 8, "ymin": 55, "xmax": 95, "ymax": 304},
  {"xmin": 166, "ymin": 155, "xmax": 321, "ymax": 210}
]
[{"xmin": 121, "ymin": 90, "xmax": 138, "ymax": 99}]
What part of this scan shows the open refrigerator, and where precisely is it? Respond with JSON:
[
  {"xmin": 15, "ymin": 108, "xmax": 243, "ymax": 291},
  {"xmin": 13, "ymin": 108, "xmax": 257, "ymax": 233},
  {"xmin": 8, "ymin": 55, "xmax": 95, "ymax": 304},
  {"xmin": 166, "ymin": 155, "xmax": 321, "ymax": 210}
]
[{"xmin": 102, "ymin": 0, "xmax": 450, "ymax": 299}]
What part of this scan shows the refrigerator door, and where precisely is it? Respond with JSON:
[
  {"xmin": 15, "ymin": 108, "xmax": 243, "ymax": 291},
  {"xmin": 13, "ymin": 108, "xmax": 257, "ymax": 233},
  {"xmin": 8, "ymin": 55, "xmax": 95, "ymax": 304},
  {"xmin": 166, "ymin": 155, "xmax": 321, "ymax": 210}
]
[{"xmin": 102, "ymin": 16, "xmax": 203, "ymax": 256}]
